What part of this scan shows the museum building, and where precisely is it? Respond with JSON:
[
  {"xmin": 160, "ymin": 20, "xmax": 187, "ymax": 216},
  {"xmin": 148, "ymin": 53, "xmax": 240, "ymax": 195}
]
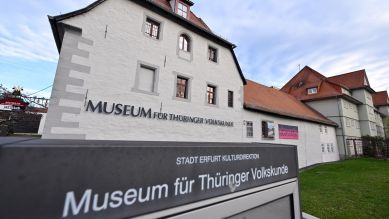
[{"xmin": 44, "ymin": 0, "xmax": 339, "ymax": 168}]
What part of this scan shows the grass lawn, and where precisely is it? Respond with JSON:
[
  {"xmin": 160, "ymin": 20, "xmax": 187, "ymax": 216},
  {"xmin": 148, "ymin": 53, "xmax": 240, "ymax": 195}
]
[{"xmin": 300, "ymin": 158, "xmax": 389, "ymax": 219}]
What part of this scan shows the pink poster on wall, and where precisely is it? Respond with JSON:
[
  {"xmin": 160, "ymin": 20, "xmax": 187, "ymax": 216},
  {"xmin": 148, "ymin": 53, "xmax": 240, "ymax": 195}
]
[{"xmin": 278, "ymin": 124, "xmax": 299, "ymax": 140}]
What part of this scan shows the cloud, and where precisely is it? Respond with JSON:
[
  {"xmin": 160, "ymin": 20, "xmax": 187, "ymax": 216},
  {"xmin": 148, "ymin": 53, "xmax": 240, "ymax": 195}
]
[
  {"xmin": 0, "ymin": 0, "xmax": 94, "ymax": 62},
  {"xmin": 193, "ymin": 0, "xmax": 389, "ymax": 91}
]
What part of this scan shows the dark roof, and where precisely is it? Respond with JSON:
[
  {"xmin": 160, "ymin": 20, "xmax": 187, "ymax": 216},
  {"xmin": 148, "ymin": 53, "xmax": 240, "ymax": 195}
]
[
  {"xmin": 327, "ymin": 69, "xmax": 375, "ymax": 92},
  {"xmin": 373, "ymin": 91, "xmax": 389, "ymax": 107},
  {"xmin": 48, "ymin": 0, "xmax": 247, "ymax": 84},
  {"xmin": 245, "ymin": 80, "xmax": 338, "ymax": 126},
  {"xmin": 281, "ymin": 66, "xmax": 361, "ymax": 104}
]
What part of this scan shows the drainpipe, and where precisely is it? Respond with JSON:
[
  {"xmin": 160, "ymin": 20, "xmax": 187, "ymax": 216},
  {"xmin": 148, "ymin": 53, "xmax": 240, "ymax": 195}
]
[{"xmin": 337, "ymin": 97, "xmax": 348, "ymax": 159}]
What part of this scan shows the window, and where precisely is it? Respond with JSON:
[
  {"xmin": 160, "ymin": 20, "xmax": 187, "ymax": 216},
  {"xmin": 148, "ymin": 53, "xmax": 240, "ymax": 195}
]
[
  {"xmin": 208, "ymin": 46, "xmax": 218, "ymax": 62},
  {"xmin": 345, "ymin": 102, "xmax": 349, "ymax": 109},
  {"xmin": 246, "ymin": 121, "xmax": 253, "ymax": 138},
  {"xmin": 262, "ymin": 121, "xmax": 275, "ymax": 139},
  {"xmin": 177, "ymin": 2, "xmax": 188, "ymax": 18},
  {"xmin": 179, "ymin": 34, "xmax": 190, "ymax": 52},
  {"xmin": 327, "ymin": 144, "xmax": 330, "ymax": 152},
  {"xmin": 145, "ymin": 18, "xmax": 160, "ymax": 39},
  {"xmin": 307, "ymin": 87, "xmax": 318, "ymax": 95},
  {"xmin": 331, "ymin": 143, "xmax": 334, "ymax": 152},
  {"xmin": 346, "ymin": 118, "xmax": 351, "ymax": 127},
  {"xmin": 319, "ymin": 125, "xmax": 323, "ymax": 133},
  {"xmin": 207, "ymin": 85, "xmax": 216, "ymax": 105},
  {"xmin": 324, "ymin": 126, "xmax": 328, "ymax": 134},
  {"xmin": 370, "ymin": 122, "xmax": 376, "ymax": 131},
  {"xmin": 176, "ymin": 76, "xmax": 189, "ymax": 99},
  {"xmin": 321, "ymin": 144, "xmax": 325, "ymax": 152},
  {"xmin": 228, "ymin": 91, "xmax": 233, "ymax": 108},
  {"xmin": 356, "ymin": 122, "xmax": 360, "ymax": 129},
  {"xmin": 134, "ymin": 63, "xmax": 158, "ymax": 94}
]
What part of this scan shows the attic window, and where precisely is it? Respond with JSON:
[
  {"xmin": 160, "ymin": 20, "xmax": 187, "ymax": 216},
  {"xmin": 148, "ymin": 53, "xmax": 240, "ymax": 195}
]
[
  {"xmin": 177, "ymin": 2, "xmax": 188, "ymax": 18},
  {"xmin": 307, "ymin": 87, "xmax": 318, "ymax": 95}
]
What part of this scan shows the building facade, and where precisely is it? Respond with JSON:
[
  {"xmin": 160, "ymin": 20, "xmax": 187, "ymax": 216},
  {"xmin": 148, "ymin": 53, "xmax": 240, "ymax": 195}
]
[
  {"xmin": 373, "ymin": 91, "xmax": 389, "ymax": 138},
  {"xmin": 44, "ymin": 0, "xmax": 339, "ymax": 168},
  {"xmin": 282, "ymin": 66, "xmax": 388, "ymax": 158}
]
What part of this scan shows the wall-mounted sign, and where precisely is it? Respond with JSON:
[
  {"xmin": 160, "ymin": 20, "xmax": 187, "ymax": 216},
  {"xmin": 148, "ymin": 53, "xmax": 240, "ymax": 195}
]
[
  {"xmin": 85, "ymin": 100, "xmax": 234, "ymax": 127},
  {"xmin": 279, "ymin": 124, "xmax": 299, "ymax": 140},
  {"xmin": 0, "ymin": 140, "xmax": 298, "ymax": 219}
]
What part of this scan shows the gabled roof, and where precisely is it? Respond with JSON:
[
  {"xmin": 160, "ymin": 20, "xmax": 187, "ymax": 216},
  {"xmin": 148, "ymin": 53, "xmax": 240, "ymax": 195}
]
[
  {"xmin": 373, "ymin": 91, "xmax": 389, "ymax": 107},
  {"xmin": 327, "ymin": 69, "xmax": 373, "ymax": 91},
  {"xmin": 281, "ymin": 66, "xmax": 362, "ymax": 104},
  {"xmin": 245, "ymin": 80, "xmax": 338, "ymax": 126},
  {"xmin": 48, "ymin": 0, "xmax": 246, "ymax": 84}
]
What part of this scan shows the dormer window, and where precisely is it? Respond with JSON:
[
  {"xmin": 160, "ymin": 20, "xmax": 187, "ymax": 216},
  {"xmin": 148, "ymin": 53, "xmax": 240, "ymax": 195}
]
[
  {"xmin": 177, "ymin": 2, "xmax": 188, "ymax": 18},
  {"xmin": 307, "ymin": 87, "xmax": 318, "ymax": 95}
]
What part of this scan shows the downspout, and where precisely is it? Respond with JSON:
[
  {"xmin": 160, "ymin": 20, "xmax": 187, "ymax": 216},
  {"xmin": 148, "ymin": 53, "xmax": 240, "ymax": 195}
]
[{"xmin": 337, "ymin": 97, "xmax": 348, "ymax": 159}]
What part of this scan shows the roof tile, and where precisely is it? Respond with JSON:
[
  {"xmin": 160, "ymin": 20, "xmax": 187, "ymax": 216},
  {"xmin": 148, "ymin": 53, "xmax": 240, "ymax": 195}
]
[
  {"xmin": 373, "ymin": 91, "xmax": 389, "ymax": 107},
  {"xmin": 245, "ymin": 80, "xmax": 337, "ymax": 126}
]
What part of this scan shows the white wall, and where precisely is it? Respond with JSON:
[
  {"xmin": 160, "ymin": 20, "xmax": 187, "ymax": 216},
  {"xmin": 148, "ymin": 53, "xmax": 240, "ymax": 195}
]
[
  {"xmin": 44, "ymin": 0, "xmax": 245, "ymax": 142},
  {"xmin": 37, "ymin": 113, "xmax": 47, "ymax": 135},
  {"xmin": 242, "ymin": 111, "xmax": 339, "ymax": 168}
]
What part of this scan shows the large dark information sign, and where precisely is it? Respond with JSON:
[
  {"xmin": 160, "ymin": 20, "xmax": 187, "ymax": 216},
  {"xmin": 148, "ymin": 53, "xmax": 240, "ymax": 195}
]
[{"xmin": 0, "ymin": 139, "xmax": 298, "ymax": 219}]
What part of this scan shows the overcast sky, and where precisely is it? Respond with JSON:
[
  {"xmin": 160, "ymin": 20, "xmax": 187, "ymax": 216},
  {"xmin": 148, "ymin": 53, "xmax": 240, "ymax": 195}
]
[{"xmin": 1, "ymin": 0, "xmax": 388, "ymax": 97}]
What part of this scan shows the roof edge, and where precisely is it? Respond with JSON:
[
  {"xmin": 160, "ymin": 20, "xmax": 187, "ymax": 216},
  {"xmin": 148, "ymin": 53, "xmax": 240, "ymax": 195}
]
[
  {"xmin": 244, "ymin": 103, "xmax": 338, "ymax": 127},
  {"xmin": 301, "ymin": 94, "xmax": 362, "ymax": 105}
]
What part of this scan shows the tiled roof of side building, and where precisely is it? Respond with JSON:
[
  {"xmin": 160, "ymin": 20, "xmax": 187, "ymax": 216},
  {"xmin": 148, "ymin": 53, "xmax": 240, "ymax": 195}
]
[
  {"xmin": 281, "ymin": 66, "xmax": 362, "ymax": 104},
  {"xmin": 373, "ymin": 91, "xmax": 389, "ymax": 107},
  {"xmin": 327, "ymin": 69, "xmax": 370, "ymax": 90},
  {"xmin": 244, "ymin": 80, "xmax": 338, "ymax": 126},
  {"xmin": 281, "ymin": 66, "xmax": 342, "ymax": 100}
]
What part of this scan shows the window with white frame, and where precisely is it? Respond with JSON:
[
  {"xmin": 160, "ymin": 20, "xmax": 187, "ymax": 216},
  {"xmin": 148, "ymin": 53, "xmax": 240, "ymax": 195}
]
[
  {"xmin": 207, "ymin": 85, "xmax": 217, "ymax": 105},
  {"xmin": 327, "ymin": 143, "xmax": 330, "ymax": 152},
  {"xmin": 331, "ymin": 143, "xmax": 334, "ymax": 152},
  {"xmin": 319, "ymin": 125, "xmax": 323, "ymax": 133},
  {"xmin": 179, "ymin": 34, "xmax": 190, "ymax": 52},
  {"xmin": 346, "ymin": 118, "xmax": 350, "ymax": 127},
  {"xmin": 246, "ymin": 121, "xmax": 253, "ymax": 138},
  {"xmin": 321, "ymin": 144, "xmax": 325, "ymax": 152},
  {"xmin": 307, "ymin": 87, "xmax": 318, "ymax": 95},
  {"xmin": 324, "ymin": 126, "xmax": 328, "ymax": 133},
  {"xmin": 144, "ymin": 17, "xmax": 161, "ymax": 39},
  {"xmin": 177, "ymin": 2, "xmax": 188, "ymax": 18}
]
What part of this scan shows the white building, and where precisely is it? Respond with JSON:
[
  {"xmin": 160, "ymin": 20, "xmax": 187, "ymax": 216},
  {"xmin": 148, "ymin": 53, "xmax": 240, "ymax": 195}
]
[{"xmin": 44, "ymin": 0, "xmax": 339, "ymax": 168}]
